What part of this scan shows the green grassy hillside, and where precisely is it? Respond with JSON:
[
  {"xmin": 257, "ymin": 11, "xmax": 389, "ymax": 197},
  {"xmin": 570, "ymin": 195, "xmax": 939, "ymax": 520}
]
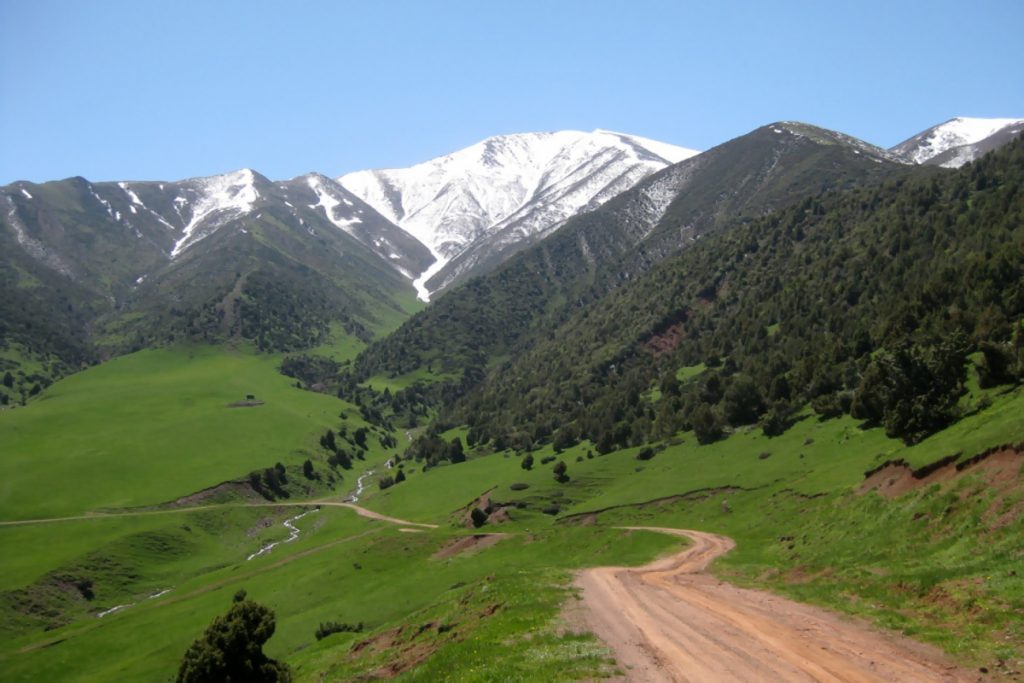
[
  {"xmin": 1, "ymin": 341, "xmax": 1020, "ymax": 680},
  {"xmin": 0, "ymin": 345, "xmax": 392, "ymax": 520}
]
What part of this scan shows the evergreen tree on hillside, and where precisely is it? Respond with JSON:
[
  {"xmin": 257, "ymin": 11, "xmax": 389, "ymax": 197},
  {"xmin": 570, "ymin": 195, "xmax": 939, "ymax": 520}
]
[
  {"xmin": 177, "ymin": 595, "xmax": 291, "ymax": 683},
  {"xmin": 721, "ymin": 375, "xmax": 766, "ymax": 426},
  {"xmin": 447, "ymin": 437, "xmax": 466, "ymax": 463},
  {"xmin": 690, "ymin": 403, "xmax": 723, "ymax": 444},
  {"xmin": 852, "ymin": 336, "xmax": 969, "ymax": 444}
]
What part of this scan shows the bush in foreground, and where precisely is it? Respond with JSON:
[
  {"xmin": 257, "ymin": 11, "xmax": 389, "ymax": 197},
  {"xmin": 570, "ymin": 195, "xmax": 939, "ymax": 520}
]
[{"xmin": 177, "ymin": 594, "xmax": 291, "ymax": 683}]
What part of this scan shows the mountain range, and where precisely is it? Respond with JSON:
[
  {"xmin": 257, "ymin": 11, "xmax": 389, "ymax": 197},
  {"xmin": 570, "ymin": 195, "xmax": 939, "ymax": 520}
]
[
  {"xmin": 1, "ymin": 116, "xmax": 1021, "ymax": 401},
  {"xmin": 348, "ymin": 120, "xmax": 936, "ymax": 386},
  {"xmin": 2, "ymin": 110, "xmax": 1024, "ymax": 682}
]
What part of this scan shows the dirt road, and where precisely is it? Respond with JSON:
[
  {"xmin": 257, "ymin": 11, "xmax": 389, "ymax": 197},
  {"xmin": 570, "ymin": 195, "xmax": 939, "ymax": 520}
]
[
  {"xmin": 310, "ymin": 500, "xmax": 437, "ymax": 528},
  {"xmin": 575, "ymin": 527, "xmax": 975, "ymax": 682},
  {"xmin": 0, "ymin": 500, "xmax": 436, "ymax": 529}
]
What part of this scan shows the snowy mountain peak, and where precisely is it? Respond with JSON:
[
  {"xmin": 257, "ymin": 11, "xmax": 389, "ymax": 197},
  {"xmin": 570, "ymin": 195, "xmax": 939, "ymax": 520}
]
[
  {"xmin": 338, "ymin": 129, "xmax": 698, "ymax": 300},
  {"xmin": 591, "ymin": 129, "xmax": 697, "ymax": 164},
  {"xmin": 890, "ymin": 117, "xmax": 1024, "ymax": 167}
]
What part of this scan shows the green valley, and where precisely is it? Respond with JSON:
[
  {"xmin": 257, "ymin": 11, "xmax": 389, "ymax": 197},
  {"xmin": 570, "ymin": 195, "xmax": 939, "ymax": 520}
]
[
  {"xmin": 1, "ymin": 340, "xmax": 1020, "ymax": 680},
  {"xmin": 2, "ymin": 126, "xmax": 1023, "ymax": 682}
]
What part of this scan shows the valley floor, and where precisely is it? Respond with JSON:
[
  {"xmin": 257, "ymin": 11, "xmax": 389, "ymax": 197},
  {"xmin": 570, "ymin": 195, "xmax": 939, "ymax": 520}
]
[{"xmin": 2, "ymin": 346, "xmax": 1021, "ymax": 681}]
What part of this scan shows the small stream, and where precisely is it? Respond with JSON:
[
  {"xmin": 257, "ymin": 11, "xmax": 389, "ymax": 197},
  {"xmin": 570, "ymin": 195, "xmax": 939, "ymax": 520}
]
[
  {"xmin": 96, "ymin": 587, "xmax": 172, "ymax": 618},
  {"xmin": 349, "ymin": 469, "xmax": 374, "ymax": 503},
  {"xmin": 246, "ymin": 508, "xmax": 319, "ymax": 561},
  {"xmin": 95, "ymin": 472, "xmax": 373, "ymax": 617}
]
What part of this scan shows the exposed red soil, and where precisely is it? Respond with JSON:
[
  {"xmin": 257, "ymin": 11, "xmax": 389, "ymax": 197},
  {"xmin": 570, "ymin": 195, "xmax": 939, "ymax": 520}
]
[
  {"xmin": 459, "ymin": 489, "xmax": 494, "ymax": 528},
  {"xmin": 351, "ymin": 624, "xmax": 439, "ymax": 679},
  {"xmin": 431, "ymin": 533, "xmax": 507, "ymax": 560},
  {"xmin": 459, "ymin": 488, "xmax": 516, "ymax": 528},
  {"xmin": 349, "ymin": 602, "xmax": 503, "ymax": 679},
  {"xmin": 859, "ymin": 444, "xmax": 1022, "ymax": 503},
  {"xmin": 643, "ymin": 322, "xmax": 686, "ymax": 356},
  {"xmin": 169, "ymin": 479, "xmax": 261, "ymax": 507}
]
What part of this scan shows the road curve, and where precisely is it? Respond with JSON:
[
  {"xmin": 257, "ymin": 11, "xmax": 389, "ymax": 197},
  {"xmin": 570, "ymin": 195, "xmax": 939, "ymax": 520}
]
[
  {"xmin": 309, "ymin": 500, "xmax": 438, "ymax": 528},
  {"xmin": 575, "ymin": 527, "xmax": 974, "ymax": 682}
]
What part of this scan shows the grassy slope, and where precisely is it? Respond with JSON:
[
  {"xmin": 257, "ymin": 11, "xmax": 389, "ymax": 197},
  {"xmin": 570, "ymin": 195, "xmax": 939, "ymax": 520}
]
[
  {"xmin": 0, "ymin": 345, "xmax": 377, "ymax": 520},
  {"xmin": 354, "ymin": 384, "xmax": 1024, "ymax": 672},
  {"xmin": 2, "ymin": 507, "xmax": 373, "ymax": 682},
  {"xmin": 1, "ymin": 345, "xmax": 1021, "ymax": 681},
  {"xmin": 1, "ymin": 502, "xmax": 677, "ymax": 682},
  {"xmin": 0, "ymin": 344, "xmax": 677, "ymax": 682}
]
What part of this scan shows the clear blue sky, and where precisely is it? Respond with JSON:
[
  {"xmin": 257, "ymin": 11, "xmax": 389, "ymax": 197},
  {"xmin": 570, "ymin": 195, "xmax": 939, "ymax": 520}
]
[{"xmin": 2, "ymin": 0, "xmax": 1022, "ymax": 184}]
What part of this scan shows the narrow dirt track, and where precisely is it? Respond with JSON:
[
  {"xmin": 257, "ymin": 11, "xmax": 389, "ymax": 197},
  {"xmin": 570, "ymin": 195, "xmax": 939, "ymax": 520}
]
[
  {"xmin": 575, "ymin": 527, "xmax": 976, "ymax": 682},
  {"xmin": 310, "ymin": 501, "xmax": 438, "ymax": 528},
  {"xmin": 0, "ymin": 500, "xmax": 437, "ymax": 529}
]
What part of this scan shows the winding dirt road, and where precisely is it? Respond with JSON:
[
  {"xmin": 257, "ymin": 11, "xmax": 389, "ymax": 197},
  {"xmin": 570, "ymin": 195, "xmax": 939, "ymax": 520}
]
[{"xmin": 576, "ymin": 527, "xmax": 975, "ymax": 682}]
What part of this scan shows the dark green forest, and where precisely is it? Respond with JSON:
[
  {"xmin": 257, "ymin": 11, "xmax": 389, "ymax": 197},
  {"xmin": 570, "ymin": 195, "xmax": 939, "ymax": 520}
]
[
  {"xmin": 451, "ymin": 138, "xmax": 1023, "ymax": 451},
  {"xmin": 349, "ymin": 124, "xmax": 915, "ymax": 389}
]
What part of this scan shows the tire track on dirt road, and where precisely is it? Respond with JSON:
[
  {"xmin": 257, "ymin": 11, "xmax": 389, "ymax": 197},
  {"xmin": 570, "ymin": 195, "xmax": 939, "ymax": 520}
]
[{"xmin": 575, "ymin": 527, "xmax": 975, "ymax": 682}]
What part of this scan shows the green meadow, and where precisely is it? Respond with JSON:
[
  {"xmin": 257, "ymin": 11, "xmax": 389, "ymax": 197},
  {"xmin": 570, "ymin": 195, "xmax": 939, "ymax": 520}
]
[
  {"xmin": 1, "ymin": 345, "xmax": 1022, "ymax": 680},
  {"xmin": 0, "ymin": 345, "xmax": 388, "ymax": 520}
]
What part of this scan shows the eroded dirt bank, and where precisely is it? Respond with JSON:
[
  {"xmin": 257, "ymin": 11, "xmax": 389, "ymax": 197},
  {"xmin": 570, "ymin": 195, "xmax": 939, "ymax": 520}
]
[{"xmin": 575, "ymin": 528, "xmax": 976, "ymax": 682}]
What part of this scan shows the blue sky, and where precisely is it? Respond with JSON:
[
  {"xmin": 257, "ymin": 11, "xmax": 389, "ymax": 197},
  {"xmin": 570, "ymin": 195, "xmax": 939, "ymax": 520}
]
[{"xmin": 2, "ymin": 0, "xmax": 1022, "ymax": 184}]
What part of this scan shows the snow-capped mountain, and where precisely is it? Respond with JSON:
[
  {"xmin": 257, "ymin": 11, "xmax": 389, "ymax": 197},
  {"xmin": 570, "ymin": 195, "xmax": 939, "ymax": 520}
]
[
  {"xmin": 27, "ymin": 168, "xmax": 434, "ymax": 277},
  {"xmin": 0, "ymin": 168, "xmax": 434, "ymax": 318},
  {"xmin": 890, "ymin": 117, "xmax": 1024, "ymax": 168},
  {"xmin": 1, "ymin": 168, "xmax": 435, "ymax": 360},
  {"xmin": 339, "ymin": 130, "xmax": 699, "ymax": 299}
]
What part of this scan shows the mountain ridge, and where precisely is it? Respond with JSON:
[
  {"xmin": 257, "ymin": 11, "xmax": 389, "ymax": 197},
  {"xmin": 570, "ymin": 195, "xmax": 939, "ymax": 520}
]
[
  {"xmin": 889, "ymin": 116, "xmax": 1024, "ymax": 167},
  {"xmin": 348, "ymin": 121, "xmax": 918, "ymax": 394},
  {"xmin": 3, "ymin": 117, "xmax": 1021, "ymax": 401}
]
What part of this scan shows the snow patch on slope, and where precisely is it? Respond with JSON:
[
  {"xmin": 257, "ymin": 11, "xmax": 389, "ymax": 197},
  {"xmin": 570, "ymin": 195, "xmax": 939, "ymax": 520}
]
[
  {"xmin": 593, "ymin": 129, "xmax": 696, "ymax": 164},
  {"xmin": 118, "ymin": 182, "xmax": 144, "ymax": 207},
  {"xmin": 340, "ymin": 130, "xmax": 697, "ymax": 257},
  {"xmin": 90, "ymin": 188, "xmax": 116, "ymax": 218},
  {"xmin": 114, "ymin": 181, "xmax": 184, "ymax": 239},
  {"xmin": 412, "ymin": 249, "xmax": 447, "ymax": 302},
  {"xmin": 892, "ymin": 117, "xmax": 1024, "ymax": 166},
  {"xmin": 306, "ymin": 174, "xmax": 363, "ymax": 234},
  {"xmin": 4, "ymin": 195, "xmax": 73, "ymax": 276},
  {"xmin": 171, "ymin": 169, "xmax": 259, "ymax": 258}
]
